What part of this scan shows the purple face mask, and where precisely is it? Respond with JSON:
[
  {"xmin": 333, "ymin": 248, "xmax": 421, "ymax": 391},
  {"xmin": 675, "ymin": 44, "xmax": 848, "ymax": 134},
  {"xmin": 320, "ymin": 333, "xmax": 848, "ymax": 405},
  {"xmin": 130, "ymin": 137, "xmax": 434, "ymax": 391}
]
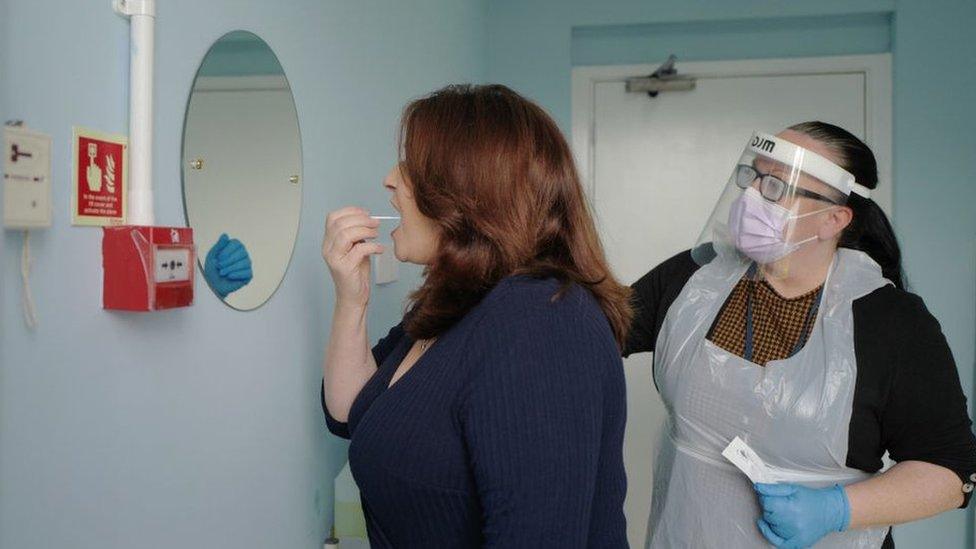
[{"xmin": 728, "ymin": 188, "xmax": 822, "ymax": 264}]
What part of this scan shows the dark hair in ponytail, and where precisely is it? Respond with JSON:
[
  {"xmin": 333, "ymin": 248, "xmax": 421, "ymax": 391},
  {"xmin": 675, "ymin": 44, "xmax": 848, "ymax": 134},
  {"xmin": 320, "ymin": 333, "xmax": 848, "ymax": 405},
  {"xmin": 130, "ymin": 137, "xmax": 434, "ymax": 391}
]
[{"xmin": 788, "ymin": 121, "xmax": 905, "ymax": 290}]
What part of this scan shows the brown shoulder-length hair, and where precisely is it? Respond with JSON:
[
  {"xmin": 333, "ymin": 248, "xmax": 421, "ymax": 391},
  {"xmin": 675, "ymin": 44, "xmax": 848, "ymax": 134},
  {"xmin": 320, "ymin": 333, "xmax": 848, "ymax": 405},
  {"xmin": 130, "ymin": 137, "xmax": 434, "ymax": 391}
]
[{"xmin": 399, "ymin": 84, "xmax": 632, "ymax": 348}]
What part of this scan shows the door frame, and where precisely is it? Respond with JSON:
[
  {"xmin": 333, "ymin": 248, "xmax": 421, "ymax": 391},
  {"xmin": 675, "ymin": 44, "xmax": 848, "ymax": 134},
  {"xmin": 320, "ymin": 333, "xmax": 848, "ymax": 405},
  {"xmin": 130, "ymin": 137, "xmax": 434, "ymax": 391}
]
[{"xmin": 571, "ymin": 54, "xmax": 894, "ymax": 216}]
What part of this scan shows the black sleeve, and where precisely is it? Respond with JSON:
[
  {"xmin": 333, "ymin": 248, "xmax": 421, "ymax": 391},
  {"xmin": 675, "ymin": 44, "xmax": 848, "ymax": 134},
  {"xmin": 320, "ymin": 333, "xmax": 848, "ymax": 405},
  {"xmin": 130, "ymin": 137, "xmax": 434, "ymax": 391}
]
[
  {"xmin": 321, "ymin": 382, "xmax": 350, "ymax": 438},
  {"xmin": 623, "ymin": 250, "xmax": 700, "ymax": 357},
  {"xmin": 370, "ymin": 322, "xmax": 407, "ymax": 365},
  {"xmin": 855, "ymin": 287, "xmax": 976, "ymax": 507},
  {"xmin": 321, "ymin": 322, "xmax": 406, "ymax": 439}
]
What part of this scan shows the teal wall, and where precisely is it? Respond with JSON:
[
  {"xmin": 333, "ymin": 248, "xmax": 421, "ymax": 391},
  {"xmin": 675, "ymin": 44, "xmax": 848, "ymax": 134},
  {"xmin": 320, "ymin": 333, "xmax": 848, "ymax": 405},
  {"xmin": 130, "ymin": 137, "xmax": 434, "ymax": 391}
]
[
  {"xmin": 487, "ymin": 1, "xmax": 976, "ymax": 547},
  {"xmin": 572, "ymin": 12, "xmax": 892, "ymax": 66},
  {"xmin": 0, "ymin": 0, "xmax": 485, "ymax": 547},
  {"xmin": 197, "ymin": 30, "xmax": 285, "ymax": 77},
  {"xmin": 893, "ymin": 4, "xmax": 976, "ymax": 540}
]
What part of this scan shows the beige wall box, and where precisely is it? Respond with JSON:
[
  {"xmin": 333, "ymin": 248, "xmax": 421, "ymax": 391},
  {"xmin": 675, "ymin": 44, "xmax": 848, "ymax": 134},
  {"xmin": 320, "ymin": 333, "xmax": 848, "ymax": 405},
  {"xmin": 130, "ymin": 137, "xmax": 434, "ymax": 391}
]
[{"xmin": 3, "ymin": 124, "xmax": 52, "ymax": 229}]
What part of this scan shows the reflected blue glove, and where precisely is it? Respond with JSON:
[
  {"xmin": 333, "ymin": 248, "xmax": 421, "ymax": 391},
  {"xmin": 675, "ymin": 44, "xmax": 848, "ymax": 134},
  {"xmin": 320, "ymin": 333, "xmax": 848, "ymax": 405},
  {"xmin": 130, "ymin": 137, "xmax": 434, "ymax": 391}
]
[
  {"xmin": 204, "ymin": 233, "xmax": 253, "ymax": 298},
  {"xmin": 755, "ymin": 483, "xmax": 850, "ymax": 549}
]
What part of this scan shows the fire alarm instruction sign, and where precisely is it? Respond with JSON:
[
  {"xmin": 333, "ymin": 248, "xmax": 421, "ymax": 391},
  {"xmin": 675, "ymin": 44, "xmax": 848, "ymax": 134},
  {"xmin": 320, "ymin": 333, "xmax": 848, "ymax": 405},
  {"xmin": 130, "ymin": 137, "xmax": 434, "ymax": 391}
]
[{"xmin": 72, "ymin": 127, "xmax": 127, "ymax": 226}]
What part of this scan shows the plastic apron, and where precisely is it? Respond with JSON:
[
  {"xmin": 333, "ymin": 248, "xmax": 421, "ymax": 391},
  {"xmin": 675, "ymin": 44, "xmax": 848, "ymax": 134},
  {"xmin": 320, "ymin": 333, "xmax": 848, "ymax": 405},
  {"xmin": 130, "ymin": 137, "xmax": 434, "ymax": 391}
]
[{"xmin": 646, "ymin": 248, "xmax": 892, "ymax": 548}]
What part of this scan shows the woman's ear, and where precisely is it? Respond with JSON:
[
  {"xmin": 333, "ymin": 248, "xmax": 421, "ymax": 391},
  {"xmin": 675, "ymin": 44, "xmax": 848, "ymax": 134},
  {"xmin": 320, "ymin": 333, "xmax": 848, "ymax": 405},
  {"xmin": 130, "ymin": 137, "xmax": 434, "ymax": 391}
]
[{"xmin": 819, "ymin": 206, "xmax": 853, "ymax": 240}]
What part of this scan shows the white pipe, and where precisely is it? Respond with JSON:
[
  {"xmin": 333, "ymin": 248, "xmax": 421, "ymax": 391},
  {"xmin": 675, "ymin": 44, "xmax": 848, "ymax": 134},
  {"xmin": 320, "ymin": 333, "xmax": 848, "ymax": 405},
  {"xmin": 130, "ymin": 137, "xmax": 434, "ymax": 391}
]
[{"xmin": 113, "ymin": 0, "xmax": 156, "ymax": 226}]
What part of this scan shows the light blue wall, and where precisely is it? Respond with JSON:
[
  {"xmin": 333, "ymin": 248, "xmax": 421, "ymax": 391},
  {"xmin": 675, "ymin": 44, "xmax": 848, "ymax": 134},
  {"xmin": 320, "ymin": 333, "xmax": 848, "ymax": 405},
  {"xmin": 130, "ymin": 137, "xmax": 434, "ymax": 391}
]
[
  {"xmin": 487, "ymin": 1, "xmax": 976, "ymax": 547},
  {"xmin": 0, "ymin": 1, "xmax": 485, "ymax": 547}
]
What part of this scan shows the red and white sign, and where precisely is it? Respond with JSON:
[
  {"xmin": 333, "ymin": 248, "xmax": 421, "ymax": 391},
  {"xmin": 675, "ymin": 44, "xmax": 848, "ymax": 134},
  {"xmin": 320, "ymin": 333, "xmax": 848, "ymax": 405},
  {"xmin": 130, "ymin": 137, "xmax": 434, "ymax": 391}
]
[{"xmin": 72, "ymin": 127, "xmax": 127, "ymax": 226}]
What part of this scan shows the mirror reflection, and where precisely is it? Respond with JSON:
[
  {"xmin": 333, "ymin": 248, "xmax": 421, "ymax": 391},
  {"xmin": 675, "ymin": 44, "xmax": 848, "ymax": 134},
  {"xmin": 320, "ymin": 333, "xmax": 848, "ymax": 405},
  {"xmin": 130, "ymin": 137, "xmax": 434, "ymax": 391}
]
[{"xmin": 182, "ymin": 30, "xmax": 302, "ymax": 310}]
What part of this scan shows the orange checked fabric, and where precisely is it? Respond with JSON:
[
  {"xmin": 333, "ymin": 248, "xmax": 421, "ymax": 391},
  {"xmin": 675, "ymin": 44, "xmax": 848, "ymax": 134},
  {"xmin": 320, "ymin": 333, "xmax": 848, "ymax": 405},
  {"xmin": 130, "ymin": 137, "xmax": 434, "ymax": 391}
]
[{"xmin": 708, "ymin": 277, "xmax": 822, "ymax": 366}]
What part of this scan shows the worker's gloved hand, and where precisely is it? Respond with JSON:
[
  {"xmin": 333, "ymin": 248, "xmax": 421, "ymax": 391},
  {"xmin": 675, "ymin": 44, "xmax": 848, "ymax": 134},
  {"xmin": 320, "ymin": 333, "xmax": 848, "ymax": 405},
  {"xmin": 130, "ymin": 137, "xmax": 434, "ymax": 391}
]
[
  {"xmin": 204, "ymin": 233, "xmax": 253, "ymax": 298},
  {"xmin": 755, "ymin": 483, "xmax": 850, "ymax": 549}
]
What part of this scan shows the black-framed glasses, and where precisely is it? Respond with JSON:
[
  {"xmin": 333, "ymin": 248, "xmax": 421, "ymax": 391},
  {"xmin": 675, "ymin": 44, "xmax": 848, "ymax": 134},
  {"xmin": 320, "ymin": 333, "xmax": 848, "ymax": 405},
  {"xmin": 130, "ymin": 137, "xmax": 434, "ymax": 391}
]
[{"xmin": 734, "ymin": 164, "xmax": 841, "ymax": 205}]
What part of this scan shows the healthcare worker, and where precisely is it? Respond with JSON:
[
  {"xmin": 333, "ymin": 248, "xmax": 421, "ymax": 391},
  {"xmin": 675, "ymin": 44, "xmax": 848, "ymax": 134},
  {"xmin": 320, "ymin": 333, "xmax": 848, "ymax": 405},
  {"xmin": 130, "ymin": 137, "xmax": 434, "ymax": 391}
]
[{"xmin": 625, "ymin": 122, "xmax": 976, "ymax": 548}]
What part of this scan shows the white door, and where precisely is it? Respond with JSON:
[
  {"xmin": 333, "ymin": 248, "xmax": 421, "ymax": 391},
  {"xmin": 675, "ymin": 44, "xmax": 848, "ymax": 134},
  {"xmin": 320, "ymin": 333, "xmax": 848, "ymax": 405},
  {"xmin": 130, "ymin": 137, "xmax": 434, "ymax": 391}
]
[{"xmin": 572, "ymin": 54, "xmax": 892, "ymax": 548}]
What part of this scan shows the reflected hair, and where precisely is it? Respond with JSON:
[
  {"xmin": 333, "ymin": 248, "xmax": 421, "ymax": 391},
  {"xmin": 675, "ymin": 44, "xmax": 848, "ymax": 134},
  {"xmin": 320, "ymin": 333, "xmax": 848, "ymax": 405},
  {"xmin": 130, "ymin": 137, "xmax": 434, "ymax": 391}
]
[
  {"xmin": 788, "ymin": 121, "xmax": 905, "ymax": 289},
  {"xmin": 398, "ymin": 84, "xmax": 633, "ymax": 347}
]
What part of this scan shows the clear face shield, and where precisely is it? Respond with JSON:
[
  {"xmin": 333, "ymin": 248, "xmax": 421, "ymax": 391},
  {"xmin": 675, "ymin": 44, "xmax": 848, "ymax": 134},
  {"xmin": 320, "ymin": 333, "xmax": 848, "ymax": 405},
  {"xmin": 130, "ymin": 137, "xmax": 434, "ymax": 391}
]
[{"xmin": 691, "ymin": 132, "xmax": 871, "ymax": 279}]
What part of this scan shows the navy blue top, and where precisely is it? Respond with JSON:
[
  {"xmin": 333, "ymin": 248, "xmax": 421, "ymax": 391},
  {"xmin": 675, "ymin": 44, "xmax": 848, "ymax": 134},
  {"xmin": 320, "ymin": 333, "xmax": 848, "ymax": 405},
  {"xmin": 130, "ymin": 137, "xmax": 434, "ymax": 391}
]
[{"xmin": 322, "ymin": 276, "xmax": 628, "ymax": 548}]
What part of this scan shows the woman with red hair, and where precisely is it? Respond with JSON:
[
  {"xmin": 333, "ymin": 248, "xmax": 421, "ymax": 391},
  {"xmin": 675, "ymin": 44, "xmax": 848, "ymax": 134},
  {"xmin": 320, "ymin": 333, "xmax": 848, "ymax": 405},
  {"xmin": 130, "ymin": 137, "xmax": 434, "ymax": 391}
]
[{"xmin": 320, "ymin": 84, "xmax": 631, "ymax": 548}]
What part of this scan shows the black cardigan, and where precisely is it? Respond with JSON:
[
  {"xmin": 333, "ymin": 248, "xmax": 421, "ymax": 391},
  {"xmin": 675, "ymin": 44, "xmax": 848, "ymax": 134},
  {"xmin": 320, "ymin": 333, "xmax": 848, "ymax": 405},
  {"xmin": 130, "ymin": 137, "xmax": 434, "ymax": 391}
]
[{"xmin": 323, "ymin": 276, "xmax": 628, "ymax": 548}]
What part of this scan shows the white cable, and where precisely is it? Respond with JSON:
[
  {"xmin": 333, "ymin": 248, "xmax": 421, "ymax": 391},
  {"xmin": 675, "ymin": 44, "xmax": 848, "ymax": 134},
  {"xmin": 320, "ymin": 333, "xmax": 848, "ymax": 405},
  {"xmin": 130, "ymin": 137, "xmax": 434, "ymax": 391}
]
[{"xmin": 21, "ymin": 229, "xmax": 38, "ymax": 329}]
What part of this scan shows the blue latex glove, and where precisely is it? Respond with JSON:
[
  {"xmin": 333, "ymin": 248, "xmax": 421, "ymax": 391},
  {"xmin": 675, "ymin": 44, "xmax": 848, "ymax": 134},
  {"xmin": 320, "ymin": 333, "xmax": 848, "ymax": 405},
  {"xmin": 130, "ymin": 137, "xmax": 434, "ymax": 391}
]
[
  {"xmin": 203, "ymin": 233, "xmax": 253, "ymax": 298},
  {"xmin": 755, "ymin": 483, "xmax": 850, "ymax": 549}
]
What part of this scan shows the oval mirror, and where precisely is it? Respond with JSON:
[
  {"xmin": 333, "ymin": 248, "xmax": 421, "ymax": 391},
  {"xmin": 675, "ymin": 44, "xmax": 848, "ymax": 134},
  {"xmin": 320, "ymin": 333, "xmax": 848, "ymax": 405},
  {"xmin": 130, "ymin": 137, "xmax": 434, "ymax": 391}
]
[{"xmin": 182, "ymin": 30, "xmax": 302, "ymax": 310}]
